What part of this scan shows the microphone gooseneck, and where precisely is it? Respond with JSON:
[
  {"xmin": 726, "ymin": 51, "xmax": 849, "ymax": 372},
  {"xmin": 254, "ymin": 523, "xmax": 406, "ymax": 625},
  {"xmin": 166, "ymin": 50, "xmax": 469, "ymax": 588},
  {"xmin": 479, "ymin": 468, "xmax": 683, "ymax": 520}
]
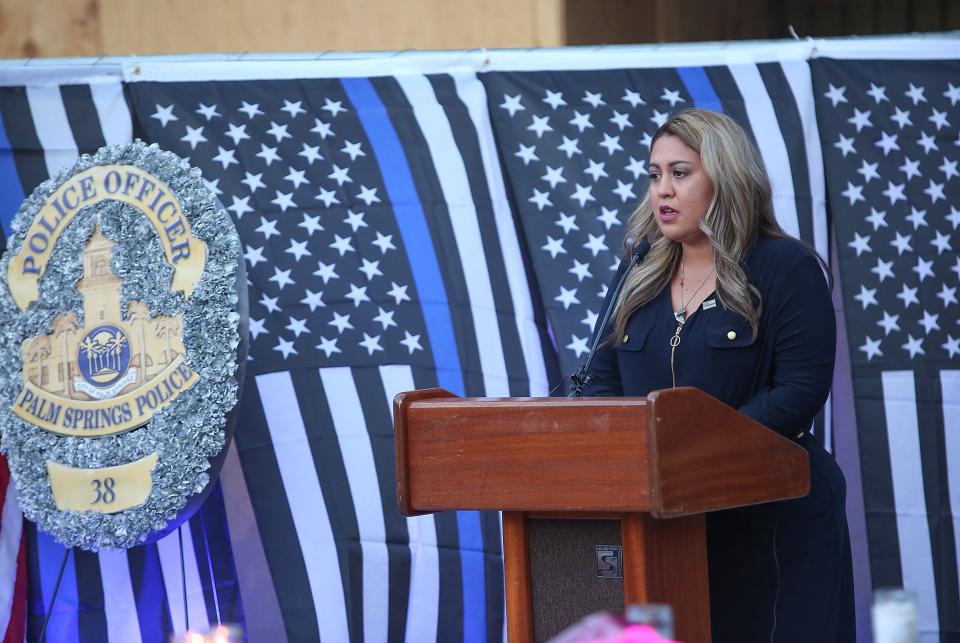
[{"xmin": 569, "ymin": 240, "xmax": 651, "ymax": 397}]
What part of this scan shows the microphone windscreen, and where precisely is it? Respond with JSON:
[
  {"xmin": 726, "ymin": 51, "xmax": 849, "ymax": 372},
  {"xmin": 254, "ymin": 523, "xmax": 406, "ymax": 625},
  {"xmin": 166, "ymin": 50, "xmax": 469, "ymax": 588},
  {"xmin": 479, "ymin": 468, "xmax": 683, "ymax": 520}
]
[{"xmin": 632, "ymin": 239, "xmax": 651, "ymax": 262}]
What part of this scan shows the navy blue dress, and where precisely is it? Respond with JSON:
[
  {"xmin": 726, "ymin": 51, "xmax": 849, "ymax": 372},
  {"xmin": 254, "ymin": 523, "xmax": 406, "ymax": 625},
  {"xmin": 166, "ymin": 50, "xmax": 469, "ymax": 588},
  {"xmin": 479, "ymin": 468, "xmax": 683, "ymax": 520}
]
[{"xmin": 585, "ymin": 236, "xmax": 856, "ymax": 643}]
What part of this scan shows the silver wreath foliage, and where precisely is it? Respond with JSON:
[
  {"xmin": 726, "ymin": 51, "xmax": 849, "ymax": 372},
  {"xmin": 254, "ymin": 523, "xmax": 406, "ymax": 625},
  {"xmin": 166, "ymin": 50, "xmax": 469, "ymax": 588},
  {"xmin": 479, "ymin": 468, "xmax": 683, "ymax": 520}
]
[{"xmin": 0, "ymin": 141, "xmax": 242, "ymax": 551}]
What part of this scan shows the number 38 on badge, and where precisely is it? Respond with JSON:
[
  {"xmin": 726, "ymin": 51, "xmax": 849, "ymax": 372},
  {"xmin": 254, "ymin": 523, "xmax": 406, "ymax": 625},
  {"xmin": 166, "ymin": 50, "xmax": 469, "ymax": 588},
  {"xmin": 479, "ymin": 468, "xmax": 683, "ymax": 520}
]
[{"xmin": 0, "ymin": 142, "xmax": 248, "ymax": 551}]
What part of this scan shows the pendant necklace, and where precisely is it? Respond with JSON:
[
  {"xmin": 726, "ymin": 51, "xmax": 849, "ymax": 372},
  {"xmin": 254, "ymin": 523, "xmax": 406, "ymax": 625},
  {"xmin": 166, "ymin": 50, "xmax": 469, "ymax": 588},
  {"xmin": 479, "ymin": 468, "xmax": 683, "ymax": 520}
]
[
  {"xmin": 670, "ymin": 258, "xmax": 714, "ymax": 387},
  {"xmin": 673, "ymin": 259, "xmax": 714, "ymax": 324}
]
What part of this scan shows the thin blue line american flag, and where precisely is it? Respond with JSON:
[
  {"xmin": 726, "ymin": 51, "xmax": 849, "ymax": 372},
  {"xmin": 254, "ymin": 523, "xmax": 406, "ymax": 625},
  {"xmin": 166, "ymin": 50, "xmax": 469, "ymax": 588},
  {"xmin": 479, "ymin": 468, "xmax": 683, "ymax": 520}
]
[
  {"xmin": 0, "ymin": 49, "xmax": 933, "ymax": 643},
  {"xmin": 0, "ymin": 70, "xmax": 553, "ymax": 642},
  {"xmin": 479, "ymin": 61, "xmax": 831, "ymax": 433},
  {"xmin": 813, "ymin": 56, "xmax": 960, "ymax": 643}
]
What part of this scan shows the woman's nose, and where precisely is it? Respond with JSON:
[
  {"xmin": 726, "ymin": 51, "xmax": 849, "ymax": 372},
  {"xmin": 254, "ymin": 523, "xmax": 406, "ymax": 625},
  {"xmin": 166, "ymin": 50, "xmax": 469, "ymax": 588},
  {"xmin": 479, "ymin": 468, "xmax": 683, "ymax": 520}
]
[{"xmin": 657, "ymin": 176, "xmax": 674, "ymax": 197}]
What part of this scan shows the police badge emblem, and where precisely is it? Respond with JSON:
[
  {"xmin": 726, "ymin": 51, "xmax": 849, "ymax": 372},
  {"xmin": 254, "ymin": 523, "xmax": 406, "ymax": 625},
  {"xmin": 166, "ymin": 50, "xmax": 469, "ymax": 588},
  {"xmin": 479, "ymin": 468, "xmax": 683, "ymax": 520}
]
[{"xmin": 0, "ymin": 142, "xmax": 246, "ymax": 550}]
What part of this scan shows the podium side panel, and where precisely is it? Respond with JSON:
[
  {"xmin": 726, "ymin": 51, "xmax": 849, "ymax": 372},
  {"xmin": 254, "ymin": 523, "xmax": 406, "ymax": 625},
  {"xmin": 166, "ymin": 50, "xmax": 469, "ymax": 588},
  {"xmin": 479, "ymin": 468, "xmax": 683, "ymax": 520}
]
[
  {"xmin": 648, "ymin": 388, "xmax": 809, "ymax": 517},
  {"xmin": 394, "ymin": 388, "xmax": 458, "ymax": 516}
]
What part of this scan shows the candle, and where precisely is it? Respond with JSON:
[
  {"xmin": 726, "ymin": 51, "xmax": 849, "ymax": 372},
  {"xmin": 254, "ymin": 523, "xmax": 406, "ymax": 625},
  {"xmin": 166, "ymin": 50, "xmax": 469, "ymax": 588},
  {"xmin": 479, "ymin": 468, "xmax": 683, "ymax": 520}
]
[{"xmin": 872, "ymin": 588, "xmax": 918, "ymax": 643}]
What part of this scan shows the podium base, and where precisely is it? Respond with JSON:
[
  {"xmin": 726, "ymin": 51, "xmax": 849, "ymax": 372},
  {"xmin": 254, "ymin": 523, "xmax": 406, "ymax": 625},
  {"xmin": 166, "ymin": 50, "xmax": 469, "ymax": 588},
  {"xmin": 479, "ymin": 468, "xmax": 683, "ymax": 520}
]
[{"xmin": 503, "ymin": 511, "xmax": 712, "ymax": 643}]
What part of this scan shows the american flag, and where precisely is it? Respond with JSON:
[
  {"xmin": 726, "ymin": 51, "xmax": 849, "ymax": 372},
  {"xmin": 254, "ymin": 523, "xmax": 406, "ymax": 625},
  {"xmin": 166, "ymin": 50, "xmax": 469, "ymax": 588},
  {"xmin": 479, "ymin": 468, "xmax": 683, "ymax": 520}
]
[
  {"xmin": 813, "ymin": 57, "xmax": 960, "ymax": 642},
  {"xmin": 480, "ymin": 63, "xmax": 830, "ymax": 410},
  {"xmin": 129, "ymin": 73, "xmax": 559, "ymax": 642},
  {"xmin": 1, "ymin": 70, "xmax": 554, "ymax": 641},
  {"xmin": 0, "ymin": 43, "xmax": 954, "ymax": 643},
  {"xmin": 0, "ymin": 458, "xmax": 25, "ymax": 643}
]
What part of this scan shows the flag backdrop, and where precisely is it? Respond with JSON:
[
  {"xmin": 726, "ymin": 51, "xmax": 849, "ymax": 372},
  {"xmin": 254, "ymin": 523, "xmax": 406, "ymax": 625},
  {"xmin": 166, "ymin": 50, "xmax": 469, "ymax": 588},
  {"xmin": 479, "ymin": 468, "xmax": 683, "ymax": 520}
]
[
  {"xmin": 812, "ymin": 56, "xmax": 960, "ymax": 643},
  {"xmin": 0, "ymin": 37, "xmax": 955, "ymax": 642}
]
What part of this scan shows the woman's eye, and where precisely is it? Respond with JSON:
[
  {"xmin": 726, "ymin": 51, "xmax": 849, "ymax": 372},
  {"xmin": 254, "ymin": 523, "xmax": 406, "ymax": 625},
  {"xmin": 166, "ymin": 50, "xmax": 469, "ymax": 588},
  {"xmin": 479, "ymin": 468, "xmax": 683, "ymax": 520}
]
[
  {"xmin": 649, "ymin": 172, "xmax": 660, "ymax": 180},
  {"xmin": 673, "ymin": 170, "xmax": 687, "ymax": 178}
]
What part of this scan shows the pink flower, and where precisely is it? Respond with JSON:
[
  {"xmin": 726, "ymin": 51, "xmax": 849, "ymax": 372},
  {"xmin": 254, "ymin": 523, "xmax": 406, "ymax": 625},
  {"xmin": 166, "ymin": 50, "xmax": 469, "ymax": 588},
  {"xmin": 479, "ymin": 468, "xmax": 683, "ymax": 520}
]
[
  {"xmin": 616, "ymin": 624, "xmax": 679, "ymax": 643},
  {"xmin": 548, "ymin": 613, "xmax": 681, "ymax": 643},
  {"xmin": 581, "ymin": 624, "xmax": 680, "ymax": 643}
]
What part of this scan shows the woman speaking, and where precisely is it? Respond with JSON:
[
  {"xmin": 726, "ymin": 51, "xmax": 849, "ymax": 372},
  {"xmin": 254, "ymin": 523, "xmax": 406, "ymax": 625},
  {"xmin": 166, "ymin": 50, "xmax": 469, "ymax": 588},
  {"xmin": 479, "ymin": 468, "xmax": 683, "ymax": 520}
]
[{"xmin": 584, "ymin": 109, "xmax": 856, "ymax": 642}]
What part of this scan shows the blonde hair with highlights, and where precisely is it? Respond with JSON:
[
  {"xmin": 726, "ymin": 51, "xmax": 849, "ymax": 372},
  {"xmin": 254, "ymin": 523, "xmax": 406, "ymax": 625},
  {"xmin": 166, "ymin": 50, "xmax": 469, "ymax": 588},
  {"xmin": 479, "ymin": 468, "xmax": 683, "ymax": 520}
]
[{"xmin": 612, "ymin": 108, "xmax": 789, "ymax": 343}]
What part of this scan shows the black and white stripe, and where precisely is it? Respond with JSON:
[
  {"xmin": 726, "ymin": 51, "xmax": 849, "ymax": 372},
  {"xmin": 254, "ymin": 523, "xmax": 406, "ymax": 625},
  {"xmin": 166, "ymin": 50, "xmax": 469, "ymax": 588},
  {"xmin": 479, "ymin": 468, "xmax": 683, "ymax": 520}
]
[
  {"xmin": 873, "ymin": 368, "xmax": 960, "ymax": 641},
  {"xmin": 0, "ymin": 85, "xmax": 52, "ymax": 201},
  {"xmin": 252, "ymin": 364, "xmax": 486, "ymax": 642}
]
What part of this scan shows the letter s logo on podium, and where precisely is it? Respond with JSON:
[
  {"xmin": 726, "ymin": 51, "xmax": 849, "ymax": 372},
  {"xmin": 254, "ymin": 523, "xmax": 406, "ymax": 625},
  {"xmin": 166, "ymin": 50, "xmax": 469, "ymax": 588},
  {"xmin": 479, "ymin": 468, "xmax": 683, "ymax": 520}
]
[{"xmin": 596, "ymin": 544, "xmax": 623, "ymax": 578}]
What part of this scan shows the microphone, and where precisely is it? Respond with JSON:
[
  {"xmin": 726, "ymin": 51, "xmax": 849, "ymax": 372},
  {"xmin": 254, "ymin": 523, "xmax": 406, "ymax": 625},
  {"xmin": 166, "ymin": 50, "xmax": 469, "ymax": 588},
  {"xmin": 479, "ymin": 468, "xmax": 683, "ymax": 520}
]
[{"xmin": 569, "ymin": 240, "xmax": 651, "ymax": 398}]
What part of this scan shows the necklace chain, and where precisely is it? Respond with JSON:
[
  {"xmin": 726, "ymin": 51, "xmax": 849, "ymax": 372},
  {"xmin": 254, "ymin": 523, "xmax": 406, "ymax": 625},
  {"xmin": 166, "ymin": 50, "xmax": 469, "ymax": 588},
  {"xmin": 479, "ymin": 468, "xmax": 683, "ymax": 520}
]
[
  {"xmin": 670, "ymin": 257, "xmax": 715, "ymax": 387},
  {"xmin": 674, "ymin": 258, "xmax": 714, "ymax": 324}
]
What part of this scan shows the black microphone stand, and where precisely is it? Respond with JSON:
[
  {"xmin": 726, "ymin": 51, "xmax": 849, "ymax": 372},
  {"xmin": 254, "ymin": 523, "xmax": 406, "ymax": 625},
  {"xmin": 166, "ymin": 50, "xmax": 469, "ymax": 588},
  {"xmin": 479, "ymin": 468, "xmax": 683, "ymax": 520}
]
[{"xmin": 569, "ymin": 240, "xmax": 650, "ymax": 398}]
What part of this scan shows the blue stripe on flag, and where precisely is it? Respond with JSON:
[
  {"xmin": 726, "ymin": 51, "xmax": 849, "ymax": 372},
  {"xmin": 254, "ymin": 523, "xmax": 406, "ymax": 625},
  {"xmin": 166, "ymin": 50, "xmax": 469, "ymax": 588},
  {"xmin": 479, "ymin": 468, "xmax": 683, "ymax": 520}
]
[
  {"xmin": 456, "ymin": 510, "xmax": 486, "ymax": 643},
  {"xmin": 677, "ymin": 67, "xmax": 724, "ymax": 113},
  {"xmin": 0, "ymin": 111, "xmax": 25, "ymax": 235},
  {"xmin": 341, "ymin": 76, "xmax": 486, "ymax": 643},
  {"xmin": 340, "ymin": 77, "xmax": 465, "ymax": 396},
  {"xmin": 36, "ymin": 531, "xmax": 79, "ymax": 642}
]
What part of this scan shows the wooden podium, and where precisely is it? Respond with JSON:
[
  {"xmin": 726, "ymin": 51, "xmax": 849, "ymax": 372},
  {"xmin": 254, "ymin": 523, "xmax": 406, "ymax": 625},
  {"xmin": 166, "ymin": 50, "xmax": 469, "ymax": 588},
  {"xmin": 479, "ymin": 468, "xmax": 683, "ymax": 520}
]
[{"xmin": 393, "ymin": 387, "xmax": 810, "ymax": 643}]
